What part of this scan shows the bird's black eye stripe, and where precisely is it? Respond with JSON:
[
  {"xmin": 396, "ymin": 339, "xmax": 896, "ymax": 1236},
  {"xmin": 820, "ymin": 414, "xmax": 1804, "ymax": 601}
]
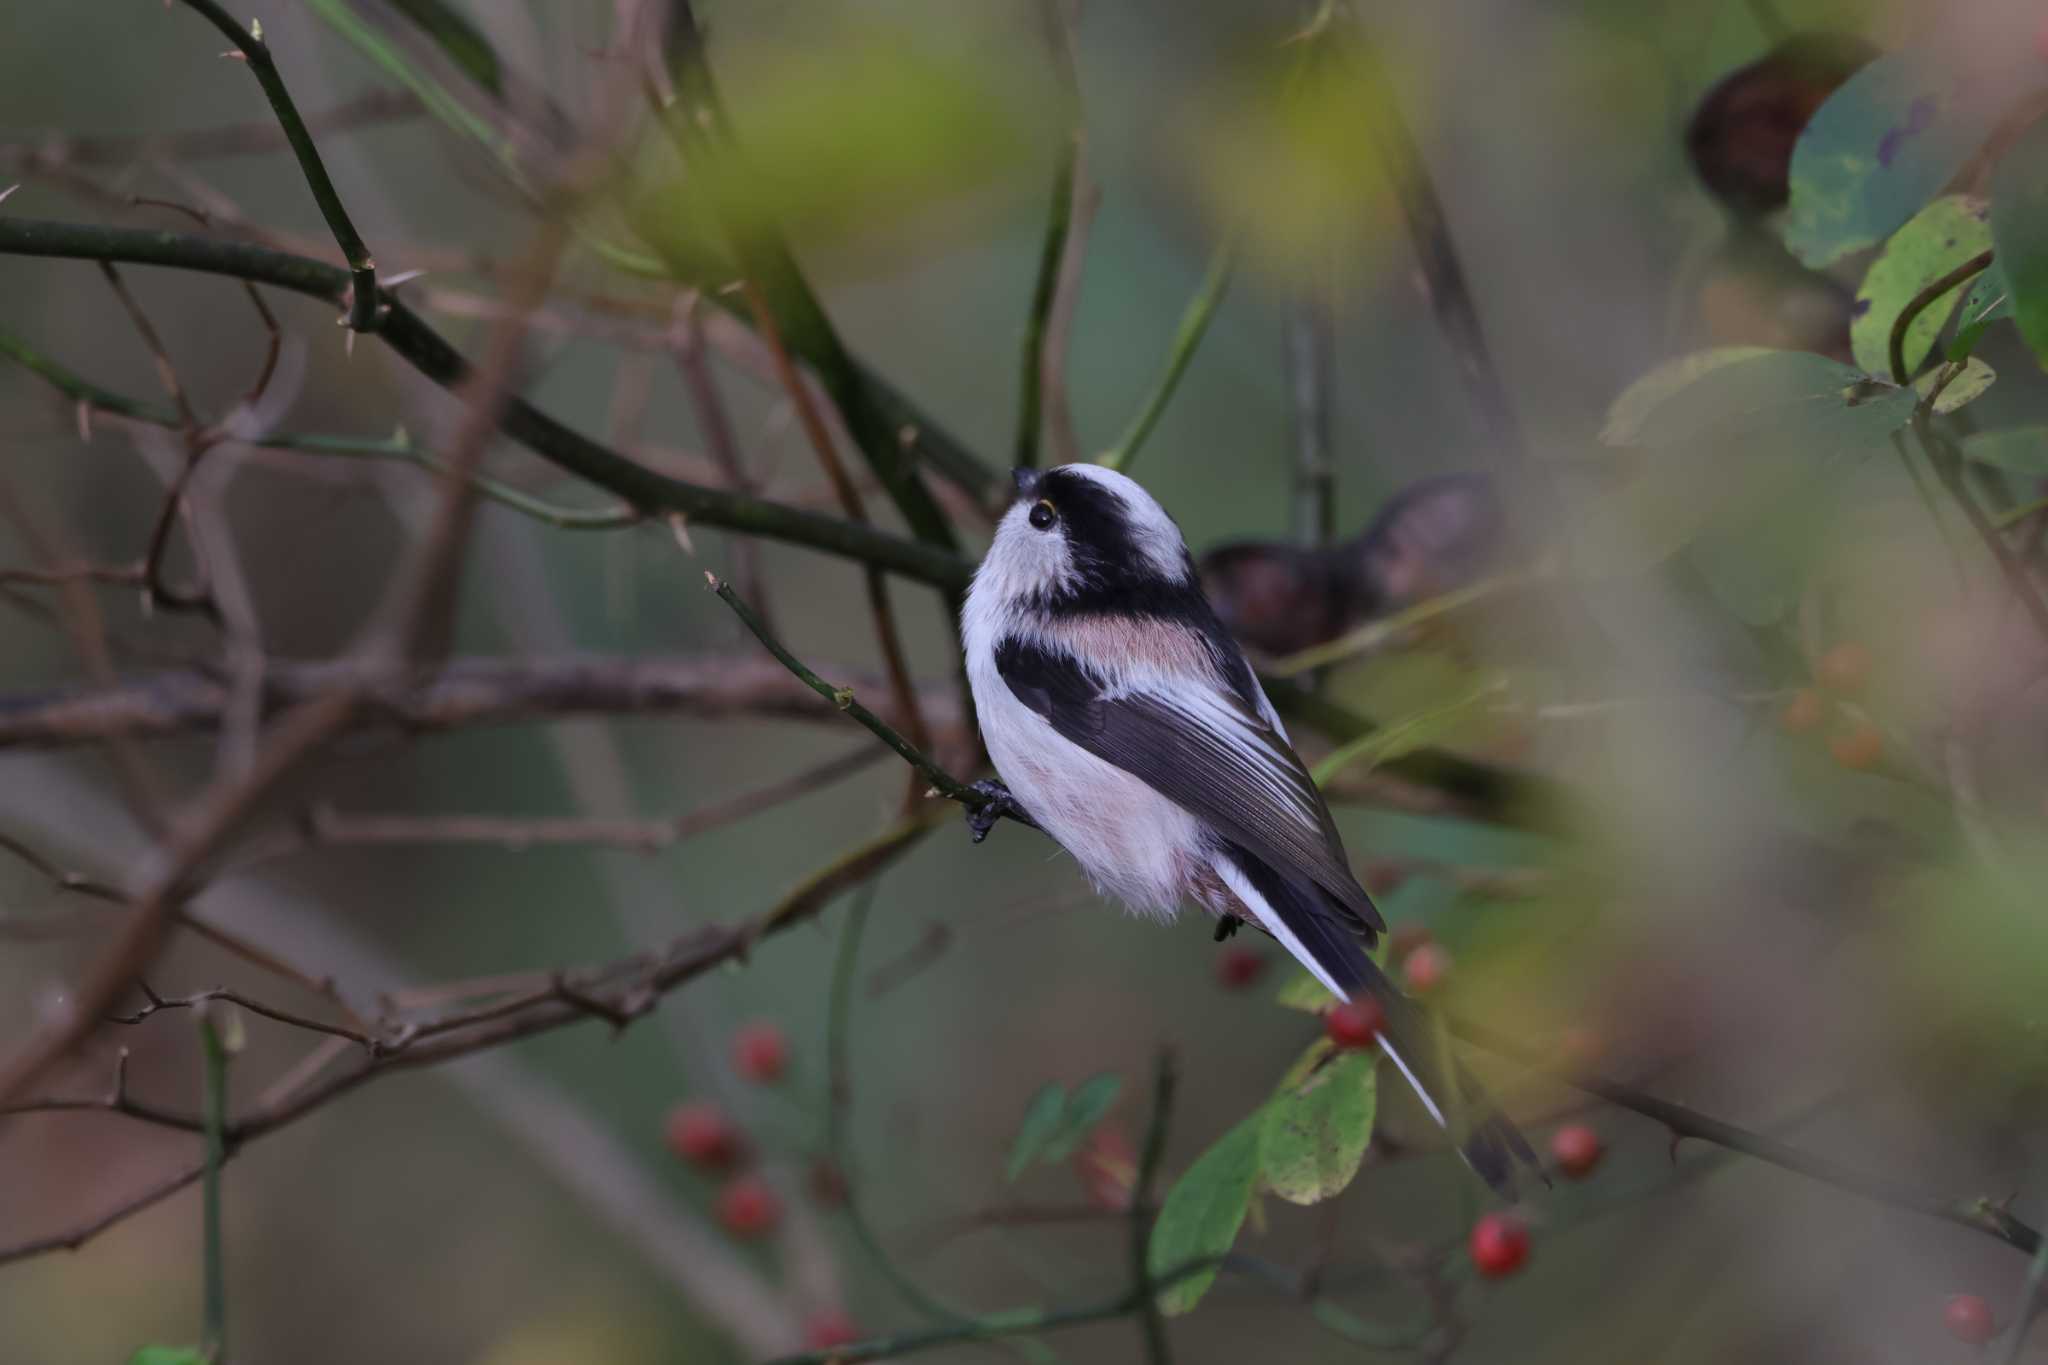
[{"xmin": 1028, "ymin": 500, "xmax": 1058, "ymax": 531}]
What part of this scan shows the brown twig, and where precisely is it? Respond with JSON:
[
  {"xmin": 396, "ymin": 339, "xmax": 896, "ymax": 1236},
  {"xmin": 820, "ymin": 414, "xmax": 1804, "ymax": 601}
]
[
  {"xmin": 0, "ymin": 89, "xmax": 421, "ymax": 168},
  {"xmin": 737, "ymin": 280, "xmax": 936, "ymax": 783},
  {"xmin": 297, "ymin": 740, "xmax": 883, "ymax": 853}
]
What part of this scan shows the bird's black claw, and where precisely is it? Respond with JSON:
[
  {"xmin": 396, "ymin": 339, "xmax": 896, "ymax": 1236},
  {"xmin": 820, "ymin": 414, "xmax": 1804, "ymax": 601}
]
[
  {"xmin": 1213, "ymin": 914, "xmax": 1243, "ymax": 942},
  {"xmin": 965, "ymin": 778, "xmax": 1021, "ymax": 845}
]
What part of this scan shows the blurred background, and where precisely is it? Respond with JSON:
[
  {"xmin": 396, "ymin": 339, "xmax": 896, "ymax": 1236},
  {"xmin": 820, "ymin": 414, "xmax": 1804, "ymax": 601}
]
[{"xmin": 2, "ymin": 0, "xmax": 2046, "ymax": 1360}]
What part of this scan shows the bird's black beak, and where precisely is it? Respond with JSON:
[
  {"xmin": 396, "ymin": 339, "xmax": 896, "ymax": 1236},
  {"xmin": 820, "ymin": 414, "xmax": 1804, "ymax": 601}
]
[{"xmin": 1011, "ymin": 467, "xmax": 1040, "ymax": 501}]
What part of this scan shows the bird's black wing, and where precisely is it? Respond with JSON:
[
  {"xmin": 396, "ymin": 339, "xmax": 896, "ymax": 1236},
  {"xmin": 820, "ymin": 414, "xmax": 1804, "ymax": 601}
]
[{"xmin": 994, "ymin": 637, "xmax": 1384, "ymax": 940}]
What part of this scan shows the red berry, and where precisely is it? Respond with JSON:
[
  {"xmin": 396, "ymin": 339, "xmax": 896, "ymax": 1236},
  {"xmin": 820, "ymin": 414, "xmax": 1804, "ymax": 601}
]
[
  {"xmin": 1779, "ymin": 688, "xmax": 1825, "ymax": 734},
  {"xmin": 1402, "ymin": 943, "xmax": 1451, "ymax": 995},
  {"xmin": 804, "ymin": 1310, "xmax": 861, "ymax": 1350},
  {"xmin": 1215, "ymin": 946, "xmax": 1267, "ymax": 989},
  {"xmin": 1816, "ymin": 642, "xmax": 1872, "ymax": 695},
  {"xmin": 715, "ymin": 1175, "xmax": 782, "ymax": 1239},
  {"xmin": 664, "ymin": 1101, "xmax": 742, "ymax": 1171},
  {"xmin": 1943, "ymin": 1293, "xmax": 1996, "ymax": 1345},
  {"xmin": 1325, "ymin": 999, "xmax": 1385, "ymax": 1051},
  {"xmin": 1549, "ymin": 1124, "xmax": 1604, "ymax": 1180},
  {"xmin": 1073, "ymin": 1124, "xmax": 1137, "ymax": 1212},
  {"xmin": 1828, "ymin": 723, "xmax": 1884, "ymax": 772},
  {"xmin": 1468, "ymin": 1211, "xmax": 1530, "ymax": 1279},
  {"xmin": 731, "ymin": 1021, "xmax": 790, "ymax": 1083}
]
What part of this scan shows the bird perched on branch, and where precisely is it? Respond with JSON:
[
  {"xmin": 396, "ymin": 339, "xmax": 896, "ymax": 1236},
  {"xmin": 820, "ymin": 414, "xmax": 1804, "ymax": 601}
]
[{"xmin": 961, "ymin": 463, "xmax": 1536, "ymax": 1193}]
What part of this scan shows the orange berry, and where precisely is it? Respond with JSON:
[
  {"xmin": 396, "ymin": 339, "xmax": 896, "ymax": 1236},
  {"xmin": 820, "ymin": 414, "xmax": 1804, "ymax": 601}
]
[
  {"xmin": 1402, "ymin": 943, "xmax": 1451, "ymax": 995},
  {"xmin": 1778, "ymin": 688, "xmax": 1825, "ymax": 734},
  {"xmin": 1816, "ymin": 642, "xmax": 1872, "ymax": 695},
  {"xmin": 1549, "ymin": 1124, "xmax": 1604, "ymax": 1179},
  {"xmin": 1828, "ymin": 723, "xmax": 1884, "ymax": 771}
]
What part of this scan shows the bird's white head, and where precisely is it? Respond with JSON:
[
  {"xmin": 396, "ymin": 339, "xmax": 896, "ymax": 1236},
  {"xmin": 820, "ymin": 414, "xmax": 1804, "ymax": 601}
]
[{"xmin": 972, "ymin": 464, "xmax": 1193, "ymax": 612}]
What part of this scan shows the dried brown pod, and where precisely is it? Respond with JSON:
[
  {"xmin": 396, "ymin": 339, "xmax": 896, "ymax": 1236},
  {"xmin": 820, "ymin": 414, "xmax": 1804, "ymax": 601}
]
[
  {"xmin": 1198, "ymin": 474, "xmax": 1503, "ymax": 658},
  {"xmin": 1198, "ymin": 540, "xmax": 1345, "ymax": 658},
  {"xmin": 1686, "ymin": 33, "xmax": 1879, "ymax": 218}
]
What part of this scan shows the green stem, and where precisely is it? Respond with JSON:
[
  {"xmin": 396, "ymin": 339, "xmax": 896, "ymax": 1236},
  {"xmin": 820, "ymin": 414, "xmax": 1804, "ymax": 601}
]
[
  {"xmin": 758, "ymin": 1258, "xmax": 1222, "ymax": 1365},
  {"xmin": 1098, "ymin": 237, "xmax": 1236, "ymax": 474},
  {"xmin": 1997, "ymin": 1228, "xmax": 2048, "ymax": 1365},
  {"xmin": 0, "ymin": 332, "xmax": 636, "ymax": 532},
  {"xmin": 1014, "ymin": 135, "xmax": 1078, "ymax": 469},
  {"xmin": 0, "ymin": 219, "xmax": 971, "ymax": 591},
  {"xmin": 198, "ymin": 1011, "xmax": 232, "ymax": 1361},
  {"xmin": 1130, "ymin": 1051, "xmax": 1177, "ymax": 1365},
  {"xmin": 661, "ymin": 4, "xmax": 959, "ymax": 554},
  {"xmin": 173, "ymin": 0, "xmax": 380, "ymax": 330},
  {"xmin": 710, "ymin": 577, "xmax": 1009, "ymax": 816}
]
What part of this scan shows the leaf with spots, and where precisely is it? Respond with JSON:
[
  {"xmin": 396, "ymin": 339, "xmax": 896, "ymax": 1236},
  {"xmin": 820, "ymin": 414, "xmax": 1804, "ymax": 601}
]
[
  {"xmin": 1783, "ymin": 45, "xmax": 2047, "ymax": 268},
  {"xmin": 1261, "ymin": 1041, "xmax": 1377, "ymax": 1205},
  {"xmin": 1848, "ymin": 195, "xmax": 1990, "ymax": 379}
]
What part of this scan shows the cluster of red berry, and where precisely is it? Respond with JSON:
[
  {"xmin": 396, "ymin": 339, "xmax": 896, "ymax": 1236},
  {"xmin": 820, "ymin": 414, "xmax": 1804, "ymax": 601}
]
[
  {"xmin": 663, "ymin": 1020, "xmax": 860, "ymax": 1351},
  {"xmin": 1779, "ymin": 642, "xmax": 1883, "ymax": 771}
]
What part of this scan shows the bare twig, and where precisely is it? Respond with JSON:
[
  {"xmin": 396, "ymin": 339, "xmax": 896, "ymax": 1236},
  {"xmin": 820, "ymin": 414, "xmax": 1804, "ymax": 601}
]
[
  {"xmin": 0, "ymin": 88, "xmax": 421, "ymax": 167},
  {"xmin": 1456, "ymin": 1017, "xmax": 2044, "ymax": 1257},
  {"xmin": 1015, "ymin": 0, "xmax": 1085, "ymax": 471},
  {"xmin": 170, "ymin": 0, "xmax": 382, "ymax": 329},
  {"xmin": 299, "ymin": 740, "xmax": 883, "ymax": 852},
  {"xmin": 0, "ymin": 219, "xmax": 973, "ymax": 590},
  {"xmin": 1887, "ymin": 249, "xmax": 1992, "ymax": 388}
]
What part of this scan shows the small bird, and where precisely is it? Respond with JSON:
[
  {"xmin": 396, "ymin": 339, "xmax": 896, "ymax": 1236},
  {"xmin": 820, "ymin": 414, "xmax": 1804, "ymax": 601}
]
[{"xmin": 962, "ymin": 463, "xmax": 1535, "ymax": 1192}]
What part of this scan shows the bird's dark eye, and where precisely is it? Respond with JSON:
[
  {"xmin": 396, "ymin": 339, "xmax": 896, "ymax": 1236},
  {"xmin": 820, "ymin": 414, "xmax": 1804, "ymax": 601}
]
[{"xmin": 1028, "ymin": 500, "xmax": 1057, "ymax": 531}]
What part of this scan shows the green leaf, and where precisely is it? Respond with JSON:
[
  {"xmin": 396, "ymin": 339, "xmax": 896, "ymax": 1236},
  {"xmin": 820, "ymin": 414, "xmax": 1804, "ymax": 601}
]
[
  {"xmin": 1918, "ymin": 357, "xmax": 1996, "ymax": 415},
  {"xmin": 1575, "ymin": 352, "xmax": 1916, "ymax": 580},
  {"xmin": 1005, "ymin": 1082, "xmax": 1068, "ymax": 1182},
  {"xmin": 1784, "ymin": 45, "xmax": 2048, "ymax": 267},
  {"xmin": 1041, "ymin": 1073, "xmax": 1123, "ymax": 1163},
  {"xmin": 1275, "ymin": 968, "xmax": 1332, "ymax": 1014},
  {"xmin": 1961, "ymin": 426, "xmax": 2048, "ymax": 478},
  {"xmin": 128, "ymin": 1349, "xmax": 206, "ymax": 1365},
  {"xmin": 1600, "ymin": 347, "xmax": 1773, "ymax": 447},
  {"xmin": 1849, "ymin": 195, "xmax": 1991, "ymax": 379},
  {"xmin": 1148, "ymin": 1115, "xmax": 1265, "ymax": 1315},
  {"xmin": 1991, "ymin": 115, "xmax": 2048, "ymax": 370},
  {"xmin": 1949, "ymin": 258, "xmax": 2015, "ymax": 361},
  {"xmin": 1309, "ymin": 678, "xmax": 1501, "ymax": 786},
  {"xmin": 1261, "ymin": 1045, "xmax": 1376, "ymax": 1205}
]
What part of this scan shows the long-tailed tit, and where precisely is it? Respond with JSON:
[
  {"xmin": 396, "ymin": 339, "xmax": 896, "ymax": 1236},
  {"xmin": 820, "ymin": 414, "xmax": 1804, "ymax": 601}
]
[{"xmin": 963, "ymin": 463, "xmax": 1535, "ymax": 1192}]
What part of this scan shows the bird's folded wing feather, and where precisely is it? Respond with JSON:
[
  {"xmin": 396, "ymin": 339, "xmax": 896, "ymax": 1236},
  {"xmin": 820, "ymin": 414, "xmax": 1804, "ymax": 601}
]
[{"xmin": 995, "ymin": 637, "xmax": 1385, "ymax": 936}]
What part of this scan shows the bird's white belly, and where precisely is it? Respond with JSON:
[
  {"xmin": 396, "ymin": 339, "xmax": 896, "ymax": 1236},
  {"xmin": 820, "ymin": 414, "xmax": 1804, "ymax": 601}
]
[{"xmin": 970, "ymin": 667, "xmax": 1199, "ymax": 921}]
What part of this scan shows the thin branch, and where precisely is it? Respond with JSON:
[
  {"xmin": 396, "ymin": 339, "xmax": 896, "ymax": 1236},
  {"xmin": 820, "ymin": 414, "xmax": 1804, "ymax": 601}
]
[
  {"xmin": 708, "ymin": 575, "xmax": 995, "ymax": 811},
  {"xmin": 1131, "ymin": 1050, "xmax": 1177, "ymax": 1365},
  {"xmin": 1016, "ymin": 3, "xmax": 1083, "ymax": 470},
  {"xmin": 1456, "ymin": 1017, "xmax": 2044, "ymax": 1257},
  {"xmin": 0, "ymin": 219, "xmax": 973, "ymax": 591},
  {"xmin": 1, "ymin": 89, "xmax": 422, "ymax": 168},
  {"xmin": 1349, "ymin": 22, "xmax": 1527, "ymax": 471},
  {"xmin": 108, "ymin": 985, "xmax": 377, "ymax": 1051},
  {"xmin": 1997, "ymin": 1235, "xmax": 2048, "ymax": 1365},
  {"xmin": 1887, "ymin": 248, "xmax": 1992, "ymax": 388},
  {"xmin": 1914, "ymin": 418, "xmax": 2048, "ymax": 644},
  {"xmin": 299, "ymin": 740, "xmax": 883, "ymax": 853},
  {"xmin": 737, "ymin": 279, "xmax": 936, "ymax": 770},
  {"xmin": 0, "ymin": 1159, "xmax": 209, "ymax": 1268},
  {"xmin": 1098, "ymin": 236, "xmax": 1236, "ymax": 473},
  {"xmin": 198, "ymin": 1009, "xmax": 232, "ymax": 1360},
  {"xmin": 659, "ymin": 4, "xmax": 961, "ymax": 553},
  {"xmin": 756, "ymin": 1258, "xmax": 1223, "ymax": 1365},
  {"xmin": 1286, "ymin": 271, "xmax": 1336, "ymax": 548},
  {"xmin": 0, "ymin": 651, "xmax": 959, "ymax": 752},
  {"xmin": 171, "ymin": 0, "xmax": 382, "ymax": 329}
]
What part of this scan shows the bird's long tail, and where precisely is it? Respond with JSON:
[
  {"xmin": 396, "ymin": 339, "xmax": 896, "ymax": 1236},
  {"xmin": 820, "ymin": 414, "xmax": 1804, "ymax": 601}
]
[{"xmin": 1349, "ymin": 955, "xmax": 1539, "ymax": 1195}]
